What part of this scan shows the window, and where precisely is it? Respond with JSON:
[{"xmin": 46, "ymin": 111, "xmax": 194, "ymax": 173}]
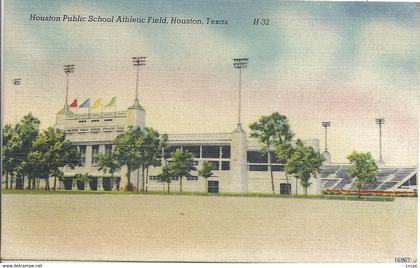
[
  {"xmin": 105, "ymin": 144, "xmax": 113, "ymax": 155},
  {"xmin": 207, "ymin": 181, "xmax": 219, "ymax": 193},
  {"xmin": 280, "ymin": 183, "xmax": 291, "ymax": 195},
  {"xmin": 249, "ymin": 165, "xmax": 268, "ymax": 171},
  {"xmin": 79, "ymin": 145, "xmax": 86, "ymax": 166},
  {"xmin": 270, "ymin": 152, "xmax": 281, "ymax": 164},
  {"xmin": 202, "ymin": 146, "xmax": 220, "ymax": 158},
  {"xmin": 92, "ymin": 145, "xmax": 99, "ymax": 166},
  {"xmin": 149, "ymin": 175, "xmax": 160, "ymax": 181},
  {"xmin": 91, "ymin": 119, "xmax": 99, "ymax": 123},
  {"xmin": 165, "ymin": 146, "xmax": 181, "ymax": 158},
  {"xmin": 221, "ymin": 161, "xmax": 230, "ymax": 170},
  {"xmin": 183, "ymin": 145, "xmax": 200, "ymax": 158},
  {"xmin": 186, "ymin": 176, "xmax": 198, "ymax": 181},
  {"xmin": 78, "ymin": 120, "xmax": 86, "ymax": 123},
  {"xmin": 208, "ymin": 161, "xmax": 219, "ymax": 170},
  {"xmin": 104, "ymin": 119, "xmax": 113, "ymax": 122},
  {"xmin": 272, "ymin": 165, "xmax": 284, "ymax": 172},
  {"xmin": 247, "ymin": 151, "xmax": 268, "ymax": 163},
  {"xmin": 221, "ymin": 146, "xmax": 231, "ymax": 158}
]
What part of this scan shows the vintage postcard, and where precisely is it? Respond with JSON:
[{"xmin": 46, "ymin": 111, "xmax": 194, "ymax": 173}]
[{"xmin": 1, "ymin": 0, "xmax": 418, "ymax": 265}]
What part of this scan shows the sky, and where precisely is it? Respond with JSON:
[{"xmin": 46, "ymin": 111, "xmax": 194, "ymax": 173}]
[{"xmin": 3, "ymin": 0, "xmax": 419, "ymax": 166}]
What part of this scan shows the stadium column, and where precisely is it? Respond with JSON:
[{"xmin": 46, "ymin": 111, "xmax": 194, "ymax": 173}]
[{"xmin": 230, "ymin": 125, "xmax": 248, "ymax": 193}]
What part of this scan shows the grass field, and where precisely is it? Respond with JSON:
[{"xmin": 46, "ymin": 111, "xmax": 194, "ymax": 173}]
[{"xmin": 1, "ymin": 193, "xmax": 417, "ymax": 262}]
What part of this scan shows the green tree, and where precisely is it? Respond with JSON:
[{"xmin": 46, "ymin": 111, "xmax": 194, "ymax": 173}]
[
  {"xmin": 139, "ymin": 128, "xmax": 168, "ymax": 192},
  {"xmin": 198, "ymin": 161, "xmax": 214, "ymax": 191},
  {"xmin": 13, "ymin": 114, "xmax": 41, "ymax": 189},
  {"xmin": 250, "ymin": 112, "xmax": 294, "ymax": 195},
  {"xmin": 170, "ymin": 149, "xmax": 196, "ymax": 192},
  {"xmin": 285, "ymin": 140, "xmax": 324, "ymax": 196},
  {"xmin": 347, "ymin": 151, "xmax": 378, "ymax": 198},
  {"xmin": 29, "ymin": 127, "xmax": 80, "ymax": 190},
  {"xmin": 98, "ymin": 151, "xmax": 121, "ymax": 187},
  {"xmin": 114, "ymin": 127, "xmax": 144, "ymax": 191},
  {"xmin": 275, "ymin": 142, "xmax": 295, "ymax": 195},
  {"xmin": 159, "ymin": 165, "xmax": 174, "ymax": 193},
  {"xmin": 2, "ymin": 124, "xmax": 22, "ymax": 189}
]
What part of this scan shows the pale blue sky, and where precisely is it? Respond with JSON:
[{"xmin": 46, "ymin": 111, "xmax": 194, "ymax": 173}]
[{"xmin": 3, "ymin": 0, "xmax": 419, "ymax": 165}]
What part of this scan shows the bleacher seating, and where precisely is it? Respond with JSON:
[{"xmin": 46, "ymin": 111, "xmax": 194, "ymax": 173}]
[
  {"xmin": 391, "ymin": 168, "xmax": 415, "ymax": 182},
  {"xmin": 333, "ymin": 178, "xmax": 352, "ymax": 189},
  {"xmin": 377, "ymin": 168, "xmax": 398, "ymax": 180},
  {"xmin": 322, "ymin": 179, "xmax": 338, "ymax": 189},
  {"xmin": 378, "ymin": 181, "xmax": 398, "ymax": 190},
  {"xmin": 335, "ymin": 167, "xmax": 351, "ymax": 180},
  {"xmin": 320, "ymin": 165, "xmax": 416, "ymax": 191},
  {"xmin": 320, "ymin": 165, "xmax": 340, "ymax": 178}
]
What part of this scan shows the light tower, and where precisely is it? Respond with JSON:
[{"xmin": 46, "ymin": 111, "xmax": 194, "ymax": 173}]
[
  {"xmin": 132, "ymin": 56, "xmax": 146, "ymax": 108},
  {"xmin": 233, "ymin": 58, "xmax": 248, "ymax": 129},
  {"xmin": 64, "ymin": 64, "xmax": 75, "ymax": 111},
  {"xmin": 12, "ymin": 78, "xmax": 21, "ymax": 124},
  {"xmin": 375, "ymin": 117, "xmax": 385, "ymax": 167},
  {"xmin": 230, "ymin": 58, "xmax": 249, "ymax": 193},
  {"xmin": 322, "ymin": 121, "xmax": 331, "ymax": 163}
]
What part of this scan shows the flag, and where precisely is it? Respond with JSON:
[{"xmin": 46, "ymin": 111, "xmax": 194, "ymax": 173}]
[
  {"xmin": 70, "ymin": 99, "xmax": 77, "ymax": 108},
  {"xmin": 92, "ymin": 98, "xmax": 102, "ymax": 109},
  {"xmin": 79, "ymin": 98, "xmax": 90, "ymax": 108},
  {"xmin": 105, "ymin": 97, "xmax": 116, "ymax": 108}
]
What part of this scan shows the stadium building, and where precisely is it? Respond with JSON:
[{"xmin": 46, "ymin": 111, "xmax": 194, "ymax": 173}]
[{"xmin": 54, "ymin": 95, "xmax": 417, "ymax": 195}]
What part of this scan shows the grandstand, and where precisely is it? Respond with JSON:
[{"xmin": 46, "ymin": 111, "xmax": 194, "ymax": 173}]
[{"xmin": 321, "ymin": 164, "xmax": 417, "ymax": 195}]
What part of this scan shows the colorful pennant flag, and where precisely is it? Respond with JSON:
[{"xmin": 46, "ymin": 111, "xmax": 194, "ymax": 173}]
[
  {"xmin": 70, "ymin": 99, "xmax": 77, "ymax": 108},
  {"xmin": 79, "ymin": 98, "xmax": 90, "ymax": 108},
  {"xmin": 92, "ymin": 98, "xmax": 102, "ymax": 109},
  {"xmin": 105, "ymin": 97, "xmax": 116, "ymax": 108}
]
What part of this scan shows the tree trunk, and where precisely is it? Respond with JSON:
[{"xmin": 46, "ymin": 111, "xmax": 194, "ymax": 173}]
[
  {"xmin": 53, "ymin": 176, "xmax": 57, "ymax": 190},
  {"xmin": 44, "ymin": 179, "xmax": 48, "ymax": 190},
  {"xmin": 27, "ymin": 177, "xmax": 31, "ymax": 190},
  {"xmin": 179, "ymin": 176, "xmax": 183, "ymax": 192},
  {"xmin": 285, "ymin": 172, "xmax": 291, "ymax": 196},
  {"xmin": 268, "ymin": 149, "xmax": 275, "ymax": 195},
  {"xmin": 10, "ymin": 174, "xmax": 14, "ymax": 189},
  {"xmin": 136, "ymin": 168, "xmax": 140, "ymax": 192},
  {"xmin": 5, "ymin": 172, "xmax": 9, "ymax": 190},
  {"xmin": 145, "ymin": 168, "xmax": 149, "ymax": 192},
  {"xmin": 358, "ymin": 187, "xmax": 361, "ymax": 198},
  {"xmin": 141, "ymin": 167, "xmax": 145, "ymax": 192},
  {"xmin": 295, "ymin": 177, "xmax": 298, "ymax": 196},
  {"xmin": 32, "ymin": 177, "xmax": 36, "ymax": 189},
  {"xmin": 167, "ymin": 181, "xmax": 170, "ymax": 193},
  {"xmin": 304, "ymin": 186, "xmax": 308, "ymax": 196},
  {"xmin": 127, "ymin": 169, "xmax": 131, "ymax": 191}
]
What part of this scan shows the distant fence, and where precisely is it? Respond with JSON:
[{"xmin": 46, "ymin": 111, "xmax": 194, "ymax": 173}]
[{"xmin": 324, "ymin": 188, "xmax": 417, "ymax": 196}]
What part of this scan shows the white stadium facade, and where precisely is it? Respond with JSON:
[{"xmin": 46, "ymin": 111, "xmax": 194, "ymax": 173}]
[{"xmin": 54, "ymin": 97, "xmax": 417, "ymax": 195}]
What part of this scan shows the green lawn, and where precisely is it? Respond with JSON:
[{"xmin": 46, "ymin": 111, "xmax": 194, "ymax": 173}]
[{"xmin": 2, "ymin": 188, "xmax": 398, "ymax": 201}]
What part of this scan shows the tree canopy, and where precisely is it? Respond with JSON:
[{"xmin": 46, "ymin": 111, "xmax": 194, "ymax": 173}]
[
  {"xmin": 285, "ymin": 140, "xmax": 324, "ymax": 196},
  {"xmin": 347, "ymin": 151, "xmax": 378, "ymax": 197}
]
